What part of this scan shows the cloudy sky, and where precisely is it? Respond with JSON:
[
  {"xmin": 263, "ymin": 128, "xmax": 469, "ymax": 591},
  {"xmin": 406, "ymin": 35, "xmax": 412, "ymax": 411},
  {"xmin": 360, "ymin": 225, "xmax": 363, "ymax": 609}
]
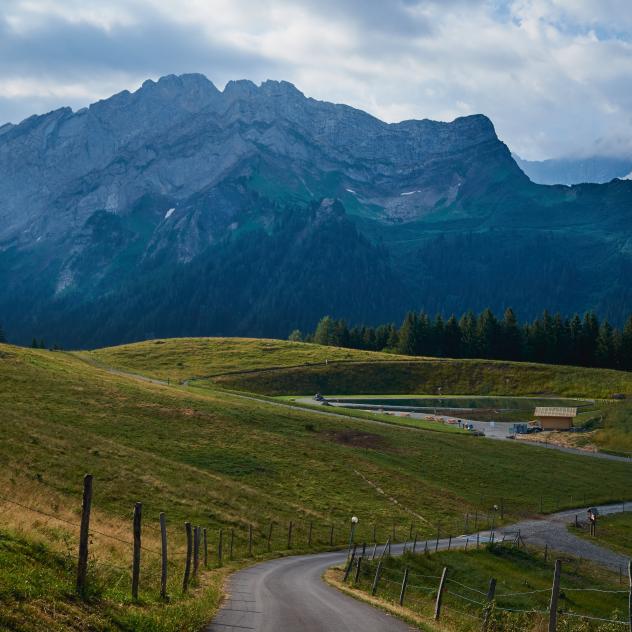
[{"xmin": 2, "ymin": 0, "xmax": 632, "ymax": 159}]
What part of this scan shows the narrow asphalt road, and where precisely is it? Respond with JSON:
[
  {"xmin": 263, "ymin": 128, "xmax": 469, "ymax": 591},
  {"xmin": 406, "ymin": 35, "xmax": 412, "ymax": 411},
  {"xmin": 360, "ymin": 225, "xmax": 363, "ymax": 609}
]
[{"xmin": 205, "ymin": 501, "xmax": 631, "ymax": 632}]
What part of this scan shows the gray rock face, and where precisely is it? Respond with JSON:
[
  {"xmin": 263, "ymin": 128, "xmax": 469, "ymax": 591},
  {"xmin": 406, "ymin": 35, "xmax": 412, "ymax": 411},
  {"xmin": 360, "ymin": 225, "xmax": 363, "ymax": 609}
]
[{"xmin": 1, "ymin": 73, "xmax": 630, "ymax": 346}]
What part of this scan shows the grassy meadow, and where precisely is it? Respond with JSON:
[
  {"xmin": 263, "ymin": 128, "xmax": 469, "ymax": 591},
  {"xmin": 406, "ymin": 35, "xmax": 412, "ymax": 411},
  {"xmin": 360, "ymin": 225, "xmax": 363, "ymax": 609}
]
[
  {"xmin": 3, "ymin": 337, "xmax": 632, "ymax": 630},
  {"xmin": 570, "ymin": 512, "xmax": 632, "ymax": 558},
  {"xmin": 331, "ymin": 544, "xmax": 628, "ymax": 632}
]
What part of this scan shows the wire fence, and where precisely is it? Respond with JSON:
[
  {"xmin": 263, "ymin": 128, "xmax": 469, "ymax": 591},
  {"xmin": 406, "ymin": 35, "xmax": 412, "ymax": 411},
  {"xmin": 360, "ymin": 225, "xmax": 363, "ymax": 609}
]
[{"xmin": 341, "ymin": 540, "xmax": 632, "ymax": 631}]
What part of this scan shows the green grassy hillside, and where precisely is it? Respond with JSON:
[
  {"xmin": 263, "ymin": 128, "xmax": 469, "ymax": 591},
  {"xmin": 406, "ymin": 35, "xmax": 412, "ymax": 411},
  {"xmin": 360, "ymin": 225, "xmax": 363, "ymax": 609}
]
[
  {"xmin": 570, "ymin": 512, "xmax": 632, "ymax": 558},
  {"xmin": 595, "ymin": 401, "xmax": 632, "ymax": 454},
  {"xmin": 209, "ymin": 355, "xmax": 632, "ymax": 398},
  {"xmin": 3, "ymin": 339, "xmax": 632, "ymax": 630},
  {"xmin": 85, "ymin": 337, "xmax": 413, "ymax": 382},
  {"xmin": 334, "ymin": 544, "xmax": 626, "ymax": 631},
  {"xmin": 87, "ymin": 337, "xmax": 632, "ymax": 399}
]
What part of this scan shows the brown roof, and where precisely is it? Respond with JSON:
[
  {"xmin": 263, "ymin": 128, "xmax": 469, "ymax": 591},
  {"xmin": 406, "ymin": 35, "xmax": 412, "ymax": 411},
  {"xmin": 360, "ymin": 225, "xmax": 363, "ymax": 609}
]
[{"xmin": 534, "ymin": 406, "xmax": 577, "ymax": 418}]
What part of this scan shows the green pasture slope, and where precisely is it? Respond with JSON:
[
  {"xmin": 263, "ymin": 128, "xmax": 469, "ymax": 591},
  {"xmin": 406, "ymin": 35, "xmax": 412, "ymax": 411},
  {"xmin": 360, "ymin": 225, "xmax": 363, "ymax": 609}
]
[
  {"xmin": 570, "ymin": 512, "xmax": 632, "ymax": 558},
  {"xmin": 342, "ymin": 544, "xmax": 627, "ymax": 631},
  {"xmin": 2, "ymin": 338, "xmax": 632, "ymax": 630}
]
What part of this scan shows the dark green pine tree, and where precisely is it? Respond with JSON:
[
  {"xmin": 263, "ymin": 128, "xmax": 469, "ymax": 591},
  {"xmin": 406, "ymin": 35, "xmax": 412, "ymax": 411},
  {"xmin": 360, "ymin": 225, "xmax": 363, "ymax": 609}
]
[
  {"xmin": 459, "ymin": 311, "xmax": 477, "ymax": 358},
  {"xmin": 313, "ymin": 316, "xmax": 335, "ymax": 346},
  {"xmin": 431, "ymin": 314, "xmax": 445, "ymax": 357},
  {"xmin": 443, "ymin": 315, "xmax": 461, "ymax": 358},
  {"xmin": 500, "ymin": 308, "xmax": 522, "ymax": 360},
  {"xmin": 595, "ymin": 320, "xmax": 615, "ymax": 368},
  {"xmin": 397, "ymin": 312, "xmax": 419, "ymax": 355},
  {"xmin": 0, "ymin": 323, "xmax": 6, "ymax": 344},
  {"xmin": 386, "ymin": 324, "xmax": 399, "ymax": 350},
  {"xmin": 476, "ymin": 308, "xmax": 499, "ymax": 359},
  {"xmin": 579, "ymin": 312, "xmax": 600, "ymax": 366},
  {"xmin": 568, "ymin": 314, "xmax": 583, "ymax": 365},
  {"xmin": 621, "ymin": 315, "xmax": 632, "ymax": 371}
]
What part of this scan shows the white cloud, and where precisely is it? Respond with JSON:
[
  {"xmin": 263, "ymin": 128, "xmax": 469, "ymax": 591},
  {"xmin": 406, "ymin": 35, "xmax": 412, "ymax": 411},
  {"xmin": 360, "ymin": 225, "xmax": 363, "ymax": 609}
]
[{"xmin": 0, "ymin": 0, "xmax": 631, "ymax": 159}]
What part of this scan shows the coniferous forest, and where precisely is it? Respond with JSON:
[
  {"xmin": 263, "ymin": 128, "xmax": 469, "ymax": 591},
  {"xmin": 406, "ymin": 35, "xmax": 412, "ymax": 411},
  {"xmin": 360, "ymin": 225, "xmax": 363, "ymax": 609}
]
[{"xmin": 300, "ymin": 309, "xmax": 632, "ymax": 371}]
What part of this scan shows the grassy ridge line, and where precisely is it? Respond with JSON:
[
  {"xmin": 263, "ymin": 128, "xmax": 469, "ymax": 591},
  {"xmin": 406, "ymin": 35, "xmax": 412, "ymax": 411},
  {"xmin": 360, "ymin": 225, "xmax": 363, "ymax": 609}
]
[
  {"xmin": 84, "ymin": 338, "xmax": 420, "ymax": 382},
  {"xmin": 88, "ymin": 338, "xmax": 632, "ymax": 399},
  {"xmin": 211, "ymin": 358, "xmax": 632, "ymax": 398}
]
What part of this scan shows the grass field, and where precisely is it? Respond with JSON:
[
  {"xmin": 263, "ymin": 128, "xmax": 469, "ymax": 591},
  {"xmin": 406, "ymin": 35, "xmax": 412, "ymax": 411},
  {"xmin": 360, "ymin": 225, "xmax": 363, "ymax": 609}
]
[
  {"xmin": 332, "ymin": 544, "xmax": 627, "ymax": 631},
  {"xmin": 570, "ymin": 512, "xmax": 632, "ymax": 558},
  {"xmin": 594, "ymin": 401, "xmax": 632, "ymax": 455},
  {"xmin": 86, "ymin": 338, "xmax": 632, "ymax": 399},
  {"xmin": 85, "ymin": 337, "xmax": 413, "ymax": 382},
  {"xmin": 207, "ymin": 355, "xmax": 632, "ymax": 398},
  {"xmin": 4, "ymin": 338, "xmax": 632, "ymax": 630}
]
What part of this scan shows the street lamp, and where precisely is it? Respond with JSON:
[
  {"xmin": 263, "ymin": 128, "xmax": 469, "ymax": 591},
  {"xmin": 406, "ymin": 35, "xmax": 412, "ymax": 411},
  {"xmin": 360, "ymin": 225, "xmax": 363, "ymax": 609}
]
[{"xmin": 348, "ymin": 516, "xmax": 359, "ymax": 556}]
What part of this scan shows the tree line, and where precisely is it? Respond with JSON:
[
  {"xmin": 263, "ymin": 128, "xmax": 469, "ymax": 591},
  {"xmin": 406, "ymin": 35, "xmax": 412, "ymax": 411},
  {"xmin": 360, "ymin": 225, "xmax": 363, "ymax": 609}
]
[{"xmin": 294, "ymin": 308, "xmax": 632, "ymax": 371}]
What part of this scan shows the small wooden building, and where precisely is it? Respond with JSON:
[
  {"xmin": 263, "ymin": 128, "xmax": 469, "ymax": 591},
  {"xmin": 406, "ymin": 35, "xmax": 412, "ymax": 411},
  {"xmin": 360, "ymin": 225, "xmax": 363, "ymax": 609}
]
[{"xmin": 533, "ymin": 406, "xmax": 577, "ymax": 431}]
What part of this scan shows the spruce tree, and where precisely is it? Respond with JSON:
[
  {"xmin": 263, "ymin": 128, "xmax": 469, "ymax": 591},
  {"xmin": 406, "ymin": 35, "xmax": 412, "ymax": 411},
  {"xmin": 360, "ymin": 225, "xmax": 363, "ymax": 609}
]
[
  {"xmin": 621, "ymin": 316, "xmax": 632, "ymax": 370},
  {"xmin": 397, "ymin": 312, "xmax": 418, "ymax": 355},
  {"xmin": 500, "ymin": 308, "xmax": 522, "ymax": 360},
  {"xmin": 443, "ymin": 315, "xmax": 461, "ymax": 358},
  {"xmin": 314, "ymin": 316, "xmax": 335, "ymax": 346}
]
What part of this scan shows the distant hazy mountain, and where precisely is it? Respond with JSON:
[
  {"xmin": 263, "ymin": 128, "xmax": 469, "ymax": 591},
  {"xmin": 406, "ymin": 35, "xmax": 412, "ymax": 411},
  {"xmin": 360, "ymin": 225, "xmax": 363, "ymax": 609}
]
[
  {"xmin": 2, "ymin": 73, "xmax": 632, "ymax": 347},
  {"xmin": 514, "ymin": 154, "xmax": 632, "ymax": 185}
]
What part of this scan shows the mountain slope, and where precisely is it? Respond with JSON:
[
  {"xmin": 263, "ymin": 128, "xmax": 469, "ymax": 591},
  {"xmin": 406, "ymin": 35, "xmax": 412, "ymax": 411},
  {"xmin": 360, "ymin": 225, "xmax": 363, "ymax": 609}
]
[
  {"xmin": 514, "ymin": 153, "xmax": 632, "ymax": 185},
  {"xmin": 2, "ymin": 73, "xmax": 632, "ymax": 346}
]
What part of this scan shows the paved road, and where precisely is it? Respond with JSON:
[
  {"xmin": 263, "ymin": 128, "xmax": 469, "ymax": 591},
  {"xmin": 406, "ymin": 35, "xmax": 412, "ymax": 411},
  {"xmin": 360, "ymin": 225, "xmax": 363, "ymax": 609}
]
[{"xmin": 205, "ymin": 502, "xmax": 631, "ymax": 632}]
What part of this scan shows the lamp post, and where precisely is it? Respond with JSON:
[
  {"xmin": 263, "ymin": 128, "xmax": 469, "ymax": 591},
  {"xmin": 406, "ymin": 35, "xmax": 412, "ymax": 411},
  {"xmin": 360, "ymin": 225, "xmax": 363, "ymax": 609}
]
[{"xmin": 348, "ymin": 516, "xmax": 359, "ymax": 556}]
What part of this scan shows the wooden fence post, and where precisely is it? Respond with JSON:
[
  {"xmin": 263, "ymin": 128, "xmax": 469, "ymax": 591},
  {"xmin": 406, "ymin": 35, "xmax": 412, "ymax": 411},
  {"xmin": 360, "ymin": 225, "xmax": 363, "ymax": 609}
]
[
  {"xmin": 399, "ymin": 567, "xmax": 409, "ymax": 606},
  {"xmin": 500, "ymin": 498, "xmax": 504, "ymax": 520},
  {"xmin": 248, "ymin": 524, "xmax": 253, "ymax": 557},
  {"xmin": 372, "ymin": 523, "xmax": 377, "ymax": 543},
  {"xmin": 434, "ymin": 567, "xmax": 448, "ymax": 620},
  {"xmin": 435, "ymin": 526, "xmax": 440, "ymax": 552},
  {"xmin": 548, "ymin": 559, "xmax": 562, "ymax": 632},
  {"xmin": 183, "ymin": 522, "xmax": 192, "ymax": 593},
  {"xmin": 379, "ymin": 537, "xmax": 391, "ymax": 561},
  {"xmin": 76, "ymin": 474, "xmax": 93, "ymax": 597},
  {"xmin": 448, "ymin": 535, "xmax": 452, "ymax": 551},
  {"xmin": 308, "ymin": 521, "xmax": 313, "ymax": 546},
  {"xmin": 481, "ymin": 577, "xmax": 497, "ymax": 632},
  {"xmin": 343, "ymin": 544, "xmax": 357, "ymax": 582},
  {"xmin": 330, "ymin": 524, "xmax": 334, "ymax": 546},
  {"xmin": 354, "ymin": 556, "xmax": 363, "ymax": 584},
  {"xmin": 267, "ymin": 522, "xmax": 273, "ymax": 552},
  {"xmin": 230, "ymin": 529, "xmax": 234, "ymax": 560},
  {"xmin": 193, "ymin": 526, "xmax": 200, "ymax": 578},
  {"xmin": 159, "ymin": 512, "xmax": 168, "ymax": 600},
  {"xmin": 627, "ymin": 560, "xmax": 631, "ymax": 632},
  {"xmin": 412, "ymin": 532, "xmax": 418, "ymax": 554},
  {"xmin": 287, "ymin": 521, "xmax": 293, "ymax": 549},
  {"xmin": 544, "ymin": 543, "xmax": 548, "ymax": 563},
  {"xmin": 218, "ymin": 529, "xmax": 223, "ymax": 564},
  {"xmin": 371, "ymin": 560, "xmax": 383, "ymax": 595},
  {"xmin": 203, "ymin": 527, "xmax": 208, "ymax": 567},
  {"xmin": 132, "ymin": 502, "xmax": 142, "ymax": 600}
]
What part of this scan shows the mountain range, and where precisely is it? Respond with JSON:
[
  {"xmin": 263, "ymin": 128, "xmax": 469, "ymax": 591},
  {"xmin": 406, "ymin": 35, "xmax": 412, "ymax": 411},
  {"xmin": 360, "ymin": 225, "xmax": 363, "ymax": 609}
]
[
  {"xmin": 514, "ymin": 154, "xmax": 632, "ymax": 185},
  {"xmin": 1, "ymin": 73, "xmax": 632, "ymax": 348}
]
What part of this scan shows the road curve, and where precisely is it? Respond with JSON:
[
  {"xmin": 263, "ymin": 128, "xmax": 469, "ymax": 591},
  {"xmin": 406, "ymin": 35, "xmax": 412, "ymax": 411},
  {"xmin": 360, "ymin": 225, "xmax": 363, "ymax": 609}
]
[{"xmin": 205, "ymin": 501, "xmax": 632, "ymax": 632}]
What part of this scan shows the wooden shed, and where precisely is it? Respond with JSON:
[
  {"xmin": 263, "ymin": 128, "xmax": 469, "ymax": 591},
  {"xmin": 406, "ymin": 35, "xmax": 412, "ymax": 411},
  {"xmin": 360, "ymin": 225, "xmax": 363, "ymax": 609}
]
[{"xmin": 533, "ymin": 406, "xmax": 577, "ymax": 431}]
